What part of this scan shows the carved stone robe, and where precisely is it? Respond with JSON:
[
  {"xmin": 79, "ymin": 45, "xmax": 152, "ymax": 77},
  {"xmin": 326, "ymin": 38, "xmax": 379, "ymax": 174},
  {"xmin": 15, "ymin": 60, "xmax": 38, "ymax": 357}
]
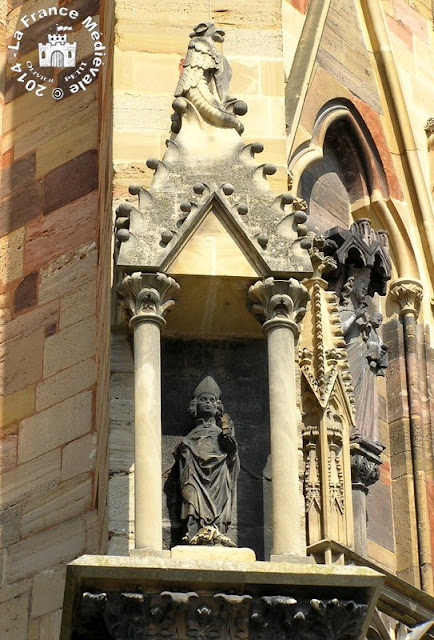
[
  {"xmin": 177, "ymin": 418, "xmax": 239, "ymax": 533},
  {"xmin": 340, "ymin": 308, "xmax": 379, "ymax": 443}
]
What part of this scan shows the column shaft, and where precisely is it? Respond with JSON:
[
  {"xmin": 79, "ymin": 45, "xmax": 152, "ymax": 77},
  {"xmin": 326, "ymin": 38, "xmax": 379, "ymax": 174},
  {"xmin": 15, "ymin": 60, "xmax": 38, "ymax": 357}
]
[
  {"xmin": 133, "ymin": 319, "xmax": 163, "ymax": 550},
  {"xmin": 266, "ymin": 322, "xmax": 301, "ymax": 556}
]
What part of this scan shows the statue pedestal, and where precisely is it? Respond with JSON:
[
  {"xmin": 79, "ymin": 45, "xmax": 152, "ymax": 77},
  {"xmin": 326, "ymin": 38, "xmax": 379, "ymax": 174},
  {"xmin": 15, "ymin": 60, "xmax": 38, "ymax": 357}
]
[{"xmin": 171, "ymin": 545, "xmax": 256, "ymax": 562}]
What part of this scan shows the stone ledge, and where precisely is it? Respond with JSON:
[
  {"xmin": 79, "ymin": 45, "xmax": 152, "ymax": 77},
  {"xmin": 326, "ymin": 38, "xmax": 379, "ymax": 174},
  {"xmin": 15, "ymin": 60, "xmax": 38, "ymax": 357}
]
[{"xmin": 60, "ymin": 554, "xmax": 384, "ymax": 640}]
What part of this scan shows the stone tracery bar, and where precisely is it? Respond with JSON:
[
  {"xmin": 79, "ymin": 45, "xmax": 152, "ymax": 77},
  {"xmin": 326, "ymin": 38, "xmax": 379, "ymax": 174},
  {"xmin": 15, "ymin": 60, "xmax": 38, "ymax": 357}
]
[{"xmin": 117, "ymin": 272, "xmax": 180, "ymax": 550}]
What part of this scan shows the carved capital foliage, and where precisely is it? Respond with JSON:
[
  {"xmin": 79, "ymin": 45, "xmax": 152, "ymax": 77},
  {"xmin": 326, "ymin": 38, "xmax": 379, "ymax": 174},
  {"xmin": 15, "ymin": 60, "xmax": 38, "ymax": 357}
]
[
  {"xmin": 350, "ymin": 439, "xmax": 384, "ymax": 491},
  {"xmin": 75, "ymin": 590, "xmax": 368, "ymax": 640},
  {"xmin": 247, "ymin": 277, "xmax": 309, "ymax": 334},
  {"xmin": 390, "ymin": 278, "xmax": 423, "ymax": 319},
  {"xmin": 117, "ymin": 272, "xmax": 180, "ymax": 328}
]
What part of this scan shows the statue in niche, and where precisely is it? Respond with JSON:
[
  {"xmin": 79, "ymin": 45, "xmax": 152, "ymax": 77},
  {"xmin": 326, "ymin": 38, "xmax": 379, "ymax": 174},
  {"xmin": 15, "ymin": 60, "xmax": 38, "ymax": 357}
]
[
  {"xmin": 171, "ymin": 21, "xmax": 247, "ymax": 134},
  {"xmin": 339, "ymin": 274, "xmax": 388, "ymax": 444},
  {"xmin": 174, "ymin": 375, "xmax": 239, "ymax": 546}
]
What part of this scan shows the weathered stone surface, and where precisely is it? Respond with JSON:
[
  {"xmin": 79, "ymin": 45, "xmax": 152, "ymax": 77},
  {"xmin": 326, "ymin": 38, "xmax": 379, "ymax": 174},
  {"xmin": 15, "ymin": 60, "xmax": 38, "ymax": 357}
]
[
  {"xmin": 24, "ymin": 192, "xmax": 98, "ymax": 273},
  {"xmin": 0, "ymin": 153, "xmax": 35, "ymax": 200},
  {"xmin": 18, "ymin": 391, "xmax": 92, "ymax": 463},
  {"xmin": 21, "ymin": 474, "xmax": 92, "ymax": 538},
  {"xmin": 31, "ymin": 566, "xmax": 66, "ymax": 618},
  {"xmin": 0, "ymin": 227, "xmax": 24, "ymax": 288},
  {"xmin": 6, "ymin": 517, "xmax": 86, "ymax": 582},
  {"xmin": 43, "ymin": 315, "xmax": 97, "ymax": 378},
  {"xmin": 108, "ymin": 473, "xmax": 134, "ymax": 535},
  {"xmin": 0, "ymin": 590, "xmax": 30, "ymax": 640},
  {"xmin": 13, "ymin": 272, "xmax": 38, "ymax": 314},
  {"xmin": 0, "ymin": 435, "xmax": 17, "ymax": 474},
  {"xmin": 9, "ymin": 88, "xmax": 96, "ymax": 161},
  {"xmin": 43, "ymin": 150, "xmax": 98, "ymax": 215},
  {"xmin": 0, "ymin": 448, "xmax": 60, "ymax": 509},
  {"xmin": 38, "ymin": 242, "xmax": 97, "ymax": 305},
  {"xmin": 0, "ymin": 329, "xmax": 44, "ymax": 396},
  {"xmin": 61, "ymin": 433, "xmax": 97, "ymax": 481},
  {"xmin": 60, "ymin": 279, "xmax": 96, "ymax": 329},
  {"xmin": 36, "ymin": 358, "xmax": 96, "ymax": 411},
  {"xmin": 0, "ymin": 387, "xmax": 35, "ymax": 428},
  {"xmin": 0, "ymin": 180, "xmax": 42, "ymax": 237},
  {"xmin": 36, "ymin": 119, "xmax": 97, "ymax": 179},
  {"xmin": 38, "ymin": 609, "xmax": 63, "ymax": 640},
  {"xmin": 0, "ymin": 299, "xmax": 58, "ymax": 343},
  {"xmin": 0, "ymin": 504, "xmax": 21, "ymax": 546}
]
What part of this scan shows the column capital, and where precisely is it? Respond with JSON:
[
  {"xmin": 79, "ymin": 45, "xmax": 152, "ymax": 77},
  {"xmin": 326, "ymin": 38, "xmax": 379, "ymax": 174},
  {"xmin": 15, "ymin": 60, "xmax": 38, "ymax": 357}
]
[
  {"xmin": 247, "ymin": 277, "xmax": 309, "ymax": 335},
  {"xmin": 390, "ymin": 277, "xmax": 423, "ymax": 319},
  {"xmin": 117, "ymin": 271, "xmax": 180, "ymax": 329}
]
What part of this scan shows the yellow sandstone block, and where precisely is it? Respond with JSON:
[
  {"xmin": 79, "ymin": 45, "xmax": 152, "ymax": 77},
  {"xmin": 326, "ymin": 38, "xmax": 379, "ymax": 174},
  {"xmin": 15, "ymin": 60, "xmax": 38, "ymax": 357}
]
[
  {"xmin": 226, "ymin": 58, "xmax": 260, "ymax": 95},
  {"xmin": 260, "ymin": 59, "xmax": 285, "ymax": 97},
  {"xmin": 0, "ymin": 387, "xmax": 35, "ymax": 428},
  {"xmin": 35, "ymin": 118, "xmax": 98, "ymax": 178},
  {"xmin": 0, "ymin": 228, "xmax": 24, "ymax": 287},
  {"xmin": 133, "ymin": 53, "xmax": 181, "ymax": 93},
  {"xmin": 113, "ymin": 130, "xmax": 162, "ymax": 163}
]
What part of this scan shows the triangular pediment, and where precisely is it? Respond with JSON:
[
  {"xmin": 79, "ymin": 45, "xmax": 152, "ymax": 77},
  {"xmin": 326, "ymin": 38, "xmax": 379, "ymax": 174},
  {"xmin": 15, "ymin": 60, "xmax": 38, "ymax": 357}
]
[{"xmin": 162, "ymin": 192, "xmax": 268, "ymax": 278}]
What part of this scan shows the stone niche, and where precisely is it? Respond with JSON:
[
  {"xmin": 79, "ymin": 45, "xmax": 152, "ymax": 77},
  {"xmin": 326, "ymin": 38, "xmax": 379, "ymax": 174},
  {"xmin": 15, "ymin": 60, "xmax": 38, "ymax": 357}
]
[{"xmin": 161, "ymin": 338, "xmax": 271, "ymax": 557}]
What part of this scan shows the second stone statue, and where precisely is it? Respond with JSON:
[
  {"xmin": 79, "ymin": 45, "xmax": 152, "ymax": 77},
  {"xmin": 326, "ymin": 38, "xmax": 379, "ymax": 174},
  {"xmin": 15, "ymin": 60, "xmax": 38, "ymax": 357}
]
[{"xmin": 174, "ymin": 375, "xmax": 240, "ymax": 547}]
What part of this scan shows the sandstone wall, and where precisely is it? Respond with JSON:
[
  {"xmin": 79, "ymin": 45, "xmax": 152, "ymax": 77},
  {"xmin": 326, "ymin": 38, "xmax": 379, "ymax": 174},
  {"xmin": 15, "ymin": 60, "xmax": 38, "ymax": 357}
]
[{"xmin": 0, "ymin": 1, "xmax": 113, "ymax": 638}]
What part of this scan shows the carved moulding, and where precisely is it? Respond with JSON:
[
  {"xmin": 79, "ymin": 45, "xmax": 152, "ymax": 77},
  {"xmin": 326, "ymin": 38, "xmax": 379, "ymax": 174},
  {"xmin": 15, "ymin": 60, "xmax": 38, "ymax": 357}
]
[
  {"xmin": 298, "ymin": 238, "xmax": 355, "ymax": 558},
  {"xmin": 75, "ymin": 590, "xmax": 368, "ymax": 640}
]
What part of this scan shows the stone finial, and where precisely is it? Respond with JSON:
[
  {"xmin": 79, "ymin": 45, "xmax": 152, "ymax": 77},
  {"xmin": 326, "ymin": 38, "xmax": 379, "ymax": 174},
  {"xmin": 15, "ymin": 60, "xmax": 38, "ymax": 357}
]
[
  {"xmin": 247, "ymin": 277, "xmax": 309, "ymax": 335},
  {"xmin": 390, "ymin": 278, "xmax": 424, "ymax": 319},
  {"xmin": 116, "ymin": 272, "xmax": 180, "ymax": 329},
  {"xmin": 172, "ymin": 21, "xmax": 247, "ymax": 135}
]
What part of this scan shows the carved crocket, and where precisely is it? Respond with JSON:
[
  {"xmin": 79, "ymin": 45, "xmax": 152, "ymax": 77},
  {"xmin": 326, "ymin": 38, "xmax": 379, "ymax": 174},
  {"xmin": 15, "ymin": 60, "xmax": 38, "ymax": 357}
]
[{"xmin": 172, "ymin": 22, "xmax": 247, "ymax": 134}]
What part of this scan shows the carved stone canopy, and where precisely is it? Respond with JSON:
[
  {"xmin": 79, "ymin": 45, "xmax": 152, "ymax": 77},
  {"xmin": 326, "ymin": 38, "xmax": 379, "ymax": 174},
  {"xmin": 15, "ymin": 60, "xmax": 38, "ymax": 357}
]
[
  {"xmin": 114, "ymin": 24, "xmax": 313, "ymax": 280},
  {"xmin": 323, "ymin": 219, "xmax": 391, "ymax": 296}
]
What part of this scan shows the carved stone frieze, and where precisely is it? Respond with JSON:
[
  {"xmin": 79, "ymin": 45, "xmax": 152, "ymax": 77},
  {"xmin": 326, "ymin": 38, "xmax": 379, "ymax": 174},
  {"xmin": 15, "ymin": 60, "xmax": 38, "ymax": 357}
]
[
  {"xmin": 390, "ymin": 278, "xmax": 424, "ymax": 319},
  {"xmin": 247, "ymin": 277, "xmax": 309, "ymax": 334},
  {"xmin": 74, "ymin": 590, "xmax": 368, "ymax": 640},
  {"xmin": 116, "ymin": 271, "xmax": 180, "ymax": 329}
]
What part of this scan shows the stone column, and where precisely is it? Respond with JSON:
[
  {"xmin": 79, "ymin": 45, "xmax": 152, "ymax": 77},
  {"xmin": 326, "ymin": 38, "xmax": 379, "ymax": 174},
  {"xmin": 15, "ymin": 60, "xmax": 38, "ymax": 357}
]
[
  {"xmin": 390, "ymin": 278, "xmax": 433, "ymax": 593},
  {"xmin": 117, "ymin": 272, "xmax": 180, "ymax": 551},
  {"xmin": 248, "ymin": 277, "xmax": 309, "ymax": 556},
  {"xmin": 350, "ymin": 438, "xmax": 383, "ymax": 555}
]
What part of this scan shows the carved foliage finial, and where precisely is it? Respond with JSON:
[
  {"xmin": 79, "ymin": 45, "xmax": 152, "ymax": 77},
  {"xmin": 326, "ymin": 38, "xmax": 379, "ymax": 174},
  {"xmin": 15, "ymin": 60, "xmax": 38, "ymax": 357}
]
[
  {"xmin": 247, "ymin": 277, "xmax": 309, "ymax": 334},
  {"xmin": 390, "ymin": 278, "xmax": 424, "ymax": 319},
  {"xmin": 117, "ymin": 272, "xmax": 180, "ymax": 329}
]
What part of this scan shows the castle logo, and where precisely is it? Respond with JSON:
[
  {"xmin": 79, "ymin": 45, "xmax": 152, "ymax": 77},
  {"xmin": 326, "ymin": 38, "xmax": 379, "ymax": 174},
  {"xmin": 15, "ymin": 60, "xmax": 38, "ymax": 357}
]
[
  {"xmin": 38, "ymin": 26, "xmax": 77, "ymax": 68},
  {"xmin": 8, "ymin": 6, "xmax": 106, "ymax": 101}
]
